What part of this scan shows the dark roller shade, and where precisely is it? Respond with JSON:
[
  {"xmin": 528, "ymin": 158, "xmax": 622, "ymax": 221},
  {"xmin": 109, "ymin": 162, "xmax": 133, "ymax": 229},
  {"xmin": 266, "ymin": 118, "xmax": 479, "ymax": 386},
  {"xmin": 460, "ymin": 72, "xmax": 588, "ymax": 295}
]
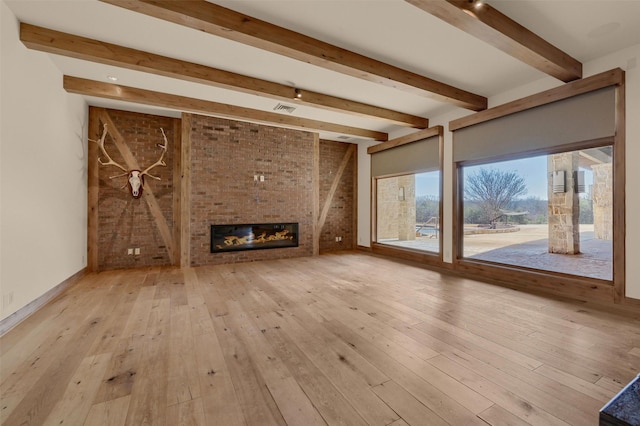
[
  {"xmin": 371, "ymin": 135, "xmax": 439, "ymax": 177},
  {"xmin": 453, "ymin": 87, "xmax": 616, "ymax": 163}
]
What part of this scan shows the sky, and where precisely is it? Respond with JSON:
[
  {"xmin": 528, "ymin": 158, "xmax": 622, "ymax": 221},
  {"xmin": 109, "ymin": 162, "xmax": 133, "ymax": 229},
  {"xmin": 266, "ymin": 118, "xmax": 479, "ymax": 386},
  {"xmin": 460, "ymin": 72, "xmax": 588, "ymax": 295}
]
[
  {"xmin": 463, "ymin": 156, "xmax": 550, "ymax": 200},
  {"xmin": 415, "ymin": 154, "xmax": 595, "ymax": 200}
]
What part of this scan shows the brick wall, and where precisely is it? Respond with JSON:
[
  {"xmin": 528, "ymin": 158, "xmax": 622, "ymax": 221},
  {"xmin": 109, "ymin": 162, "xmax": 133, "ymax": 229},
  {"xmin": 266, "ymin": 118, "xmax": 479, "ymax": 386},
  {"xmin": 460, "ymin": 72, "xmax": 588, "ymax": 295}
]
[
  {"xmin": 319, "ymin": 140, "xmax": 355, "ymax": 252},
  {"xmin": 93, "ymin": 109, "xmax": 356, "ymax": 269},
  {"xmin": 95, "ymin": 109, "xmax": 177, "ymax": 270},
  {"xmin": 189, "ymin": 114, "xmax": 315, "ymax": 266}
]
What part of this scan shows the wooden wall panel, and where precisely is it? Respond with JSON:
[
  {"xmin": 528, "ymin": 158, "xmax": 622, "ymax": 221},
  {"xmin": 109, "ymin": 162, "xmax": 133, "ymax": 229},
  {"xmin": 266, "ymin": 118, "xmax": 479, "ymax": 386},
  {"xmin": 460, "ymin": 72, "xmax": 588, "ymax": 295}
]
[
  {"xmin": 87, "ymin": 107, "xmax": 100, "ymax": 272},
  {"xmin": 179, "ymin": 113, "xmax": 192, "ymax": 267}
]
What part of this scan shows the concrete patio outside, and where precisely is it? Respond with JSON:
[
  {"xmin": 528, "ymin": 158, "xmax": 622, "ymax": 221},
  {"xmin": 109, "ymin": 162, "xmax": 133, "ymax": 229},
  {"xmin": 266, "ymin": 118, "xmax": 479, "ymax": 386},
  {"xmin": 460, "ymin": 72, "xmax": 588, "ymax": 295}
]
[{"xmin": 379, "ymin": 224, "xmax": 612, "ymax": 280}]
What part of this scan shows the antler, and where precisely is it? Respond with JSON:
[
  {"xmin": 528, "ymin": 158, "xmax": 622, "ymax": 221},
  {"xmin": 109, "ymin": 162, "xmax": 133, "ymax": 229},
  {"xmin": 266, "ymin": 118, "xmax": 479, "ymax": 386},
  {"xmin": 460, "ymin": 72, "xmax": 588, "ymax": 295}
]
[
  {"xmin": 90, "ymin": 123, "xmax": 128, "ymax": 178},
  {"xmin": 140, "ymin": 128, "xmax": 168, "ymax": 180}
]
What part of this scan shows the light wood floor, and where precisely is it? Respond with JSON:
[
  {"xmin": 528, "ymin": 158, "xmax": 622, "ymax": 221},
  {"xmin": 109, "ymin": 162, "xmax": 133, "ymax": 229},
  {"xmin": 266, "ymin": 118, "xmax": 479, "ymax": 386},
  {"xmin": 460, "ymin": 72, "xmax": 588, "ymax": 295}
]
[{"xmin": 2, "ymin": 252, "xmax": 640, "ymax": 426}]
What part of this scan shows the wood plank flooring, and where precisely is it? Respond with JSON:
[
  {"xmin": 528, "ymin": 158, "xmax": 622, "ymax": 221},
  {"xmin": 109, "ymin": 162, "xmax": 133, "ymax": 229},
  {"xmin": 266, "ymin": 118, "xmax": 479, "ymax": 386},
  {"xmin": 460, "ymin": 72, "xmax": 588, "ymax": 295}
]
[{"xmin": 2, "ymin": 251, "xmax": 640, "ymax": 425}]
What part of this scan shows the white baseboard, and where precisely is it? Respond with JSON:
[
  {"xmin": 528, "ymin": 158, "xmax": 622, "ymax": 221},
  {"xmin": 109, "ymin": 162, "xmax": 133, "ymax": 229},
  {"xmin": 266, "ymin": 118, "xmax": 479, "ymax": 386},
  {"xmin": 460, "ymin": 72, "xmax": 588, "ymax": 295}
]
[{"xmin": 0, "ymin": 268, "xmax": 87, "ymax": 336}]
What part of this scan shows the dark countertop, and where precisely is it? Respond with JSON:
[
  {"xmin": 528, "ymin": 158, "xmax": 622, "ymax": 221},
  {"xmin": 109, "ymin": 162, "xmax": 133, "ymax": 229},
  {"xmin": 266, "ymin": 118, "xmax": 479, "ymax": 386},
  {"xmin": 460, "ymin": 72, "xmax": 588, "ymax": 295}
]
[{"xmin": 600, "ymin": 374, "xmax": 640, "ymax": 426}]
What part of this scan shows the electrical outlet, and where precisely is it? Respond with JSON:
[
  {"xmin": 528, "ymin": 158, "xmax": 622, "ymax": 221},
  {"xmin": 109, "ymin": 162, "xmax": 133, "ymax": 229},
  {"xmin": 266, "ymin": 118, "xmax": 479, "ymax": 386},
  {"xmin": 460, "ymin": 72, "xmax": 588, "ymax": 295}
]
[
  {"xmin": 127, "ymin": 248, "xmax": 133, "ymax": 255},
  {"xmin": 254, "ymin": 175, "xmax": 258, "ymax": 182},
  {"xmin": 260, "ymin": 175, "xmax": 265, "ymax": 182},
  {"xmin": 134, "ymin": 248, "xmax": 140, "ymax": 255},
  {"xmin": 335, "ymin": 237, "xmax": 339, "ymax": 242}
]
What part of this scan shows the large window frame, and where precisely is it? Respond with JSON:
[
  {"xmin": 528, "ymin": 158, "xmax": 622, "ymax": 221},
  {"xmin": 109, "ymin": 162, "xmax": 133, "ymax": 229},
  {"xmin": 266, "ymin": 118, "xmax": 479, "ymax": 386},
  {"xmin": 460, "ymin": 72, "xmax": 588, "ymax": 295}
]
[
  {"xmin": 450, "ymin": 69, "xmax": 625, "ymax": 304},
  {"xmin": 456, "ymin": 140, "xmax": 614, "ymax": 277},
  {"xmin": 369, "ymin": 126, "xmax": 444, "ymax": 266}
]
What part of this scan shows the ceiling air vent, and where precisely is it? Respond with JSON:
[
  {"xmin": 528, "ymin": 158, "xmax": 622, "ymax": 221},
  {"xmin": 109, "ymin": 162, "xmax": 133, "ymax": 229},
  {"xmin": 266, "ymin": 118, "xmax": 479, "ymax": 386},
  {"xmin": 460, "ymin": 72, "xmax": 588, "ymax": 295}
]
[{"xmin": 273, "ymin": 103, "xmax": 296, "ymax": 114}]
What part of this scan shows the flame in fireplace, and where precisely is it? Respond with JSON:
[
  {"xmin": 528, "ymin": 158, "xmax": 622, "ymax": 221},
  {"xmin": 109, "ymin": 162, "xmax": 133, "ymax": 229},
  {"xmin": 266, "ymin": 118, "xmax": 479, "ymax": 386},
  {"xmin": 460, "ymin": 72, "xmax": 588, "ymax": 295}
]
[{"xmin": 216, "ymin": 229, "xmax": 293, "ymax": 250}]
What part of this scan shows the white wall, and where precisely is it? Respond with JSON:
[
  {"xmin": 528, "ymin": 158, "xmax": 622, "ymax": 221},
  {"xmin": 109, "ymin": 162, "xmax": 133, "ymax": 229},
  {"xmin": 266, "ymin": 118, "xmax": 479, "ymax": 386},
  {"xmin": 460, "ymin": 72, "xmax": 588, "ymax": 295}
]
[
  {"xmin": 1, "ymin": 1, "xmax": 88, "ymax": 321},
  {"xmin": 357, "ymin": 140, "xmax": 377, "ymax": 247},
  {"xmin": 358, "ymin": 43, "xmax": 640, "ymax": 300}
]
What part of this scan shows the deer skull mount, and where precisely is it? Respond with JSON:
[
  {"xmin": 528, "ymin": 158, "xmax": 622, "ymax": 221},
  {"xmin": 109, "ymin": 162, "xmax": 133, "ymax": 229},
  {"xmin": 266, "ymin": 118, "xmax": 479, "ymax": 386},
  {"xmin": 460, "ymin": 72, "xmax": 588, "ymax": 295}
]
[{"xmin": 91, "ymin": 123, "xmax": 168, "ymax": 199}]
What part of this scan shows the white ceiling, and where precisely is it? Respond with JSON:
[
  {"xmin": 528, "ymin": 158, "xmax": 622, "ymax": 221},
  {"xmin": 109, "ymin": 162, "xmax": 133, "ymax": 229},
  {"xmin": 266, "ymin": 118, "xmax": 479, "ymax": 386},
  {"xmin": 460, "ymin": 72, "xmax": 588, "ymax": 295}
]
[{"xmin": 6, "ymin": 0, "xmax": 640, "ymax": 142}]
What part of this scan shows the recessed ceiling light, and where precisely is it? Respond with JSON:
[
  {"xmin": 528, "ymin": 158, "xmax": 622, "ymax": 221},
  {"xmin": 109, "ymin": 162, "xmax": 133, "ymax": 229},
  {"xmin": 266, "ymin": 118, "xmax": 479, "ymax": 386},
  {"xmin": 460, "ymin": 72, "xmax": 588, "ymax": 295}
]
[{"xmin": 107, "ymin": 75, "xmax": 118, "ymax": 82}]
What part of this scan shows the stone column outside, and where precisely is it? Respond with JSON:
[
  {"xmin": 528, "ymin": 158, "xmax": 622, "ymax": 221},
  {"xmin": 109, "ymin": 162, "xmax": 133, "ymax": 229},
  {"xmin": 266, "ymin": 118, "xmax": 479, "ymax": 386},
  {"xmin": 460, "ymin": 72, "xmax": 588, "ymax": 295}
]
[
  {"xmin": 376, "ymin": 177, "xmax": 399, "ymax": 240},
  {"xmin": 397, "ymin": 175, "xmax": 416, "ymax": 241},
  {"xmin": 591, "ymin": 163, "xmax": 613, "ymax": 240},
  {"xmin": 547, "ymin": 153, "xmax": 580, "ymax": 254}
]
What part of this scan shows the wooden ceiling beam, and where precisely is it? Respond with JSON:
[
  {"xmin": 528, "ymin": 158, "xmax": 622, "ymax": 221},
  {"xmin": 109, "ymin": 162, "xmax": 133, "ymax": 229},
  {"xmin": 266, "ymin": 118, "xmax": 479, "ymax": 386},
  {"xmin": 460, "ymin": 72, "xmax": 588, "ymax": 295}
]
[
  {"xmin": 63, "ymin": 76, "xmax": 388, "ymax": 141},
  {"xmin": 20, "ymin": 23, "xmax": 426, "ymax": 129},
  {"xmin": 405, "ymin": 0, "xmax": 582, "ymax": 82},
  {"xmin": 100, "ymin": 0, "xmax": 487, "ymax": 111}
]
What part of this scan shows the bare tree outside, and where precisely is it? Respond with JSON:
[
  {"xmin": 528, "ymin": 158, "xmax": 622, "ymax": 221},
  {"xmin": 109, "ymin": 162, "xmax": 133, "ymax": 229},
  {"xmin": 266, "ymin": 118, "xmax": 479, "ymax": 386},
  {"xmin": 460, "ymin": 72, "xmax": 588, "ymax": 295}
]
[{"xmin": 464, "ymin": 168, "xmax": 527, "ymax": 224}]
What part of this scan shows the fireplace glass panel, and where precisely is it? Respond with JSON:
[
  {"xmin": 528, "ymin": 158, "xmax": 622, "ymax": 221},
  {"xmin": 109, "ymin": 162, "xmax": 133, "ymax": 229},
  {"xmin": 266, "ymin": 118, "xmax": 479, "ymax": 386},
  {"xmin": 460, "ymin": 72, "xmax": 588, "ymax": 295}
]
[{"xmin": 211, "ymin": 223, "xmax": 299, "ymax": 253}]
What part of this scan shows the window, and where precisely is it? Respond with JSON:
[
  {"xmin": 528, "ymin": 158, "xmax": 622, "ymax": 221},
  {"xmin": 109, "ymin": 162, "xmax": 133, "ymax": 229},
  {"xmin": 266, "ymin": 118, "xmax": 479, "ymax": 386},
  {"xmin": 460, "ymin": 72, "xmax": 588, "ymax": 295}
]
[
  {"xmin": 460, "ymin": 146, "xmax": 613, "ymax": 280},
  {"xmin": 368, "ymin": 127, "xmax": 443, "ymax": 259},
  {"xmin": 376, "ymin": 170, "xmax": 440, "ymax": 254},
  {"xmin": 450, "ymin": 74, "xmax": 624, "ymax": 299}
]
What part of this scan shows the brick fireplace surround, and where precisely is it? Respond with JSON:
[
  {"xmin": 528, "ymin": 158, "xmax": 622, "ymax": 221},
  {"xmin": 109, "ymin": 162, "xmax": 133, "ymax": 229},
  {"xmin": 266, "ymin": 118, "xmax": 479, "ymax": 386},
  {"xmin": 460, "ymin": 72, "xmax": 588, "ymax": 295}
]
[{"xmin": 90, "ymin": 107, "xmax": 355, "ymax": 271}]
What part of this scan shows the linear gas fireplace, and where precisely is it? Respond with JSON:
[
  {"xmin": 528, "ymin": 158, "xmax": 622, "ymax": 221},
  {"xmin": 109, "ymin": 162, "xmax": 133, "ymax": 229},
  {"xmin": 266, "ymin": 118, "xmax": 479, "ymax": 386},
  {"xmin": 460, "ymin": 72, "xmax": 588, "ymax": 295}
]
[{"xmin": 211, "ymin": 223, "xmax": 299, "ymax": 253}]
